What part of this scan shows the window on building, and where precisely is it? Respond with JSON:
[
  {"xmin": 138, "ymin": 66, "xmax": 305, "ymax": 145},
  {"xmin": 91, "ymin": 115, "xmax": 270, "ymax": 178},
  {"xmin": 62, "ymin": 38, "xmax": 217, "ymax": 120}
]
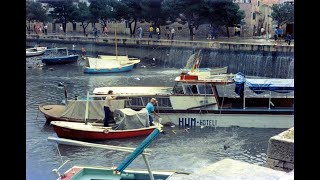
[
  {"xmin": 253, "ymin": 13, "xmax": 256, "ymax": 20},
  {"xmin": 258, "ymin": 1, "xmax": 260, "ymax": 6}
]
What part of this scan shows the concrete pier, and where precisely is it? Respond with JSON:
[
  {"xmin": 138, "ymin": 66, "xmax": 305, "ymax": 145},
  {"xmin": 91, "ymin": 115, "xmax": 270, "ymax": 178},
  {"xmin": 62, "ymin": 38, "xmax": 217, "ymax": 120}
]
[
  {"xmin": 267, "ymin": 127, "xmax": 294, "ymax": 172},
  {"xmin": 168, "ymin": 158, "xmax": 293, "ymax": 180}
]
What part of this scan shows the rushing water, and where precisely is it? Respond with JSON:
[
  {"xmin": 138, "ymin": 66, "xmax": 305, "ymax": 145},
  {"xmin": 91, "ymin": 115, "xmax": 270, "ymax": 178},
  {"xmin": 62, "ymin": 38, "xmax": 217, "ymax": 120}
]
[{"xmin": 26, "ymin": 57, "xmax": 286, "ymax": 180}]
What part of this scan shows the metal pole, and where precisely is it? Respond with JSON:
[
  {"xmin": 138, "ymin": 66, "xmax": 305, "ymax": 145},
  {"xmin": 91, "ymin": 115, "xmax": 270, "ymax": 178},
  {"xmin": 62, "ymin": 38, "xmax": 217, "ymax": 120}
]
[
  {"xmin": 142, "ymin": 154, "xmax": 155, "ymax": 180},
  {"xmin": 266, "ymin": 0, "xmax": 270, "ymax": 40},
  {"xmin": 85, "ymin": 91, "xmax": 89, "ymax": 125},
  {"xmin": 243, "ymin": 85, "xmax": 246, "ymax": 110},
  {"xmin": 268, "ymin": 91, "xmax": 271, "ymax": 110}
]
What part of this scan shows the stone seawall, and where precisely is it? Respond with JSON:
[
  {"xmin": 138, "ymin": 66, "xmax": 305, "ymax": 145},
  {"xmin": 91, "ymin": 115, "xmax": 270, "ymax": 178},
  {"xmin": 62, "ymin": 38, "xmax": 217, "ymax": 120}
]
[
  {"xmin": 266, "ymin": 127, "xmax": 294, "ymax": 172},
  {"xmin": 26, "ymin": 36, "xmax": 294, "ymax": 78}
]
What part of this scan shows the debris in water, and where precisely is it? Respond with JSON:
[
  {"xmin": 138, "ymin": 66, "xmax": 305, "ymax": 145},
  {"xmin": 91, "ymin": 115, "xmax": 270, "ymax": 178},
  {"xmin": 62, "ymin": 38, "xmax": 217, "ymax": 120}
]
[
  {"xmin": 49, "ymin": 68, "xmax": 54, "ymax": 71},
  {"xmin": 172, "ymin": 130, "xmax": 176, "ymax": 134},
  {"xmin": 134, "ymin": 77, "xmax": 140, "ymax": 81},
  {"xmin": 224, "ymin": 145, "xmax": 230, "ymax": 150}
]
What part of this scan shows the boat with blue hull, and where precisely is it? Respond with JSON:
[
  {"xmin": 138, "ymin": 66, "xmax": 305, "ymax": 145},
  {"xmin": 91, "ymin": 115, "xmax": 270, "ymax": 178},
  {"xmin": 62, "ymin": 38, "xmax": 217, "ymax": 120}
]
[
  {"xmin": 84, "ymin": 62, "xmax": 134, "ymax": 74},
  {"xmin": 42, "ymin": 54, "xmax": 79, "ymax": 65},
  {"xmin": 41, "ymin": 47, "xmax": 79, "ymax": 65}
]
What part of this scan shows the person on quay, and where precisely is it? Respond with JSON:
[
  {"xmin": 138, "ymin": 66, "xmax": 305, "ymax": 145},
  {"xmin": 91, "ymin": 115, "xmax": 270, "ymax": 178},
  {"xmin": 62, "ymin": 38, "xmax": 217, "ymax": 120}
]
[
  {"xmin": 103, "ymin": 90, "xmax": 117, "ymax": 127},
  {"xmin": 146, "ymin": 98, "xmax": 160, "ymax": 126}
]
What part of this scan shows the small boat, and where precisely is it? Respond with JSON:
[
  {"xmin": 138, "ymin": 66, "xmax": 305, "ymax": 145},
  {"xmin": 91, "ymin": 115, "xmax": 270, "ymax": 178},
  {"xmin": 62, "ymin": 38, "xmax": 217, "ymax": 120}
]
[
  {"xmin": 41, "ymin": 47, "xmax": 79, "ymax": 65},
  {"xmin": 49, "ymin": 93, "xmax": 162, "ymax": 141},
  {"xmin": 26, "ymin": 46, "xmax": 47, "ymax": 57},
  {"xmin": 98, "ymin": 55, "xmax": 141, "ymax": 67},
  {"xmin": 51, "ymin": 120, "xmax": 161, "ymax": 141},
  {"xmin": 83, "ymin": 57, "xmax": 135, "ymax": 73},
  {"xmin": 56, "ymin": 166, "xmax": 181, "ymax": 180},
  {"xmin": 83, "ymin": 27, "xmax": 136, "ymax": 73},
  {"xmin": 48, "ymin": 128, "xmax": 190, "ymax": 180}
]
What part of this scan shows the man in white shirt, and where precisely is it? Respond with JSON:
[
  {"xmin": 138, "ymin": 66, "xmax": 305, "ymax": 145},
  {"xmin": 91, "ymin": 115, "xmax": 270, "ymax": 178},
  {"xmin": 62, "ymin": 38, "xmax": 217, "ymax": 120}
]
[{"xmin": 103, "ymin": 90, "xmax": 117, "ymax": 127}]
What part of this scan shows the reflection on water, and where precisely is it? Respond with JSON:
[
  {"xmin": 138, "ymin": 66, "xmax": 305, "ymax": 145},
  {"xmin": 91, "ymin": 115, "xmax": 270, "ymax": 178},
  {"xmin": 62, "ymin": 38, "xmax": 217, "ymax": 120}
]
[{"xmin": 26, "ymin": 61, "xmax": 286, "ymax": 180}]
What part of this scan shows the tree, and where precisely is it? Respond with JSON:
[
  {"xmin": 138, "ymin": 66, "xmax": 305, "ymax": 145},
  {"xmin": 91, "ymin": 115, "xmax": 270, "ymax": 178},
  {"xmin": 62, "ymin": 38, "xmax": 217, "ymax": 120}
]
[
  {"xmin": 74, "ymin": 2, "xmax": 91, "ymax": 35},
  {"xmin": 26, "ymin": 1, "xmax": 48, "ymax": 34},
  {"xmin": 201, "ymin": 0, "xmax": 245, "ymax": 37},
  {"xmin": 48, "ymin": 0, "xmax": 77, "ymax": 33},
  {"xmin": 89, "ymin": 0, "xmax": 115, "ymax": 32},
  {"xmin": 271, "ymin": 2, "xmax": 294, "ymax": 26},
  {"xmin": 162, "ymin": 0, "xmax": 207, "ymax": 39},
  {"xmin": 112, "ymin": 0, "xmax": 143, "ymax": 37},
  {"xmin": 140, "ymin": 0, "xmax": 167, "ymax": 27}
]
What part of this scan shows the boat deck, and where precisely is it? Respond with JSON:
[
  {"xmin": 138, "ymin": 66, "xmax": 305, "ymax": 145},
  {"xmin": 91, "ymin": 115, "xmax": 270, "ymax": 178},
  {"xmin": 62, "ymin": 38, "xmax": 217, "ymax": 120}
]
[{"xmin": 93, "ymin": 86, "xmax": 173, "ymax": 95}]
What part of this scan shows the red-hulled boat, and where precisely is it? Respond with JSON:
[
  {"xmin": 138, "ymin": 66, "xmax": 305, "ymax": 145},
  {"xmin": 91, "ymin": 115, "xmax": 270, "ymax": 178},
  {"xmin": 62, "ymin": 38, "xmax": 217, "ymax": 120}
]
[{"xmin": 51, "ymin": 121, "xmax": 161, "ymax": 141}]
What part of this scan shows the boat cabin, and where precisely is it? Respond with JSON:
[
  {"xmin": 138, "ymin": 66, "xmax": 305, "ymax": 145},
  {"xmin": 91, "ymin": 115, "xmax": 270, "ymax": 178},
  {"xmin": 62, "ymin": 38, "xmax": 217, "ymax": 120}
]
[{"xmin": 90, "ymin": 73, "xmax": 294, "ymax": 113}]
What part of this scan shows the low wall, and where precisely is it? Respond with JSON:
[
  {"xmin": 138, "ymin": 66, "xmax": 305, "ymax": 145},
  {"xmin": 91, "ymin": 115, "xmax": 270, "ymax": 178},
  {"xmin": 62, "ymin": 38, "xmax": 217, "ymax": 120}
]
[
  {"xmin": 26, "ymin": 35, "xmax": 294, "ymax": 78},
  {"xmin": 26, "ymin": 35, "xmax": 294, "ymax": 53},
  {"xmin": 266, "ymin": 127, "xmax": 294, "ymax": 172}
]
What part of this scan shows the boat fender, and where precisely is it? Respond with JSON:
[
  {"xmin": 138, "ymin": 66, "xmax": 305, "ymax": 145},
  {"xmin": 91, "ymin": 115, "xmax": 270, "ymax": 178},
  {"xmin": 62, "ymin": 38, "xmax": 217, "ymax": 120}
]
[{"xmin": 103, "ymin": 129, "xmax": 109, "ymax": 134}]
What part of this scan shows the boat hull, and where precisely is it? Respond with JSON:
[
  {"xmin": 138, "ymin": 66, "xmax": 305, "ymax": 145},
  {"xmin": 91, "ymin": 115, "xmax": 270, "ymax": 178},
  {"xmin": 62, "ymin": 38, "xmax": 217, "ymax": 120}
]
[
  {"xmin": 51, "ymin": 121, "xmax": 156, "ymax": 141},
  {"xmin": 42, "ymin": 55, "xmax": 79, "ymax": 65},
  {"xmin": 84, "ymin": 64, "xmax": 134, "ymax": 73},
  {"xmin": 26, "ymin": 51, "xmax": 45, "ymax": 57},
  {"xmin": 61, "ymin": 166, "xmax": 179, "ymax": 180},
  {"xmin": 157, "ymin": 113, "xmax": 294, "ymax": 128}
]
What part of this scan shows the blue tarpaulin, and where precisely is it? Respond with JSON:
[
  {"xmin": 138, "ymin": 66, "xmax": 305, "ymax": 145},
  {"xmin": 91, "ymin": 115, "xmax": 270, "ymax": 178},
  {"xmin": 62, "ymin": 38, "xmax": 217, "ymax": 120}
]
[
  {"xmin": 233, "ymin": 72, "xmax": 294, "ymax": 95},
  {"xmin": 245, "ymin": 78, "xmax": 294, "ymax": 94}
]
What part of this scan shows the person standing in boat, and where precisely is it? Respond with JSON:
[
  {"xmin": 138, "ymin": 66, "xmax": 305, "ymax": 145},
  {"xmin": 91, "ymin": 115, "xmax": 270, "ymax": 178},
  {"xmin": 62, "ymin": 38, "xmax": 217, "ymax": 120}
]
[
  {"xmin": 146, "ymin": 98, "xmax": 160, "ymax": 126},
  {"xmin": 103, "ymin": 90, "xmax": 117, "ymax": 127}
]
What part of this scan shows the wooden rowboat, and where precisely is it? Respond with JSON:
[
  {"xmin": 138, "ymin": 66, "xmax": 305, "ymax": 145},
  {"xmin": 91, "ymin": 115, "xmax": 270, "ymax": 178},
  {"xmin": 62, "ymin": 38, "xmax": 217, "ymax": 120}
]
[{"xmin": 51, "ymin": 121, "xmax": 162, "ymax": 141}]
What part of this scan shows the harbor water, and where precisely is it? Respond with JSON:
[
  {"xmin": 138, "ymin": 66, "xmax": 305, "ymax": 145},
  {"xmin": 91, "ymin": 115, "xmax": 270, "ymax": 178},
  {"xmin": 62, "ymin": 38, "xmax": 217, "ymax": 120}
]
[{"xmin": 26, "ymin": 56, "xmax": 286, "ymax": 180}]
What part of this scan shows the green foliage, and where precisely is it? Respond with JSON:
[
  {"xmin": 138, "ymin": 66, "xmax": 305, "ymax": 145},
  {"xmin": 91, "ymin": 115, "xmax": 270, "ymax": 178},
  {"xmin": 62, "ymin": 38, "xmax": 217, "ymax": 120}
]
[
  {"xmin": 162, "ymin": 0, "xmax": 244, "ymax": 37},
  {"xmin": 140, "ymin": 0, "xmax": 167, "ymax": 26},
  {"xmin": 48, "ymin": 1, "xmax": 77, "ymax": 23},
  {"xmin": 112, "ymin": 0, "xmax": 142, "ymax": 22},
  {"xmin": 74, "ymin": 2, "xmax": 91, "ymax": 34},
  {"xmin": 162, "ymin": 0, "xmax": 205, "ymax": 27},
  {"xmin": 271, "ymin": 2, "xmax": 294, "ymax": 26},
  {"xmin": 202, "ymin": 0, "xmax": 245, "ymax": 26},
  {"xmin": 74, "ymin": 2, "xmax": 90, "ymax": 23},
  {"xmin": 89, "ymin": 0, "xmax": 115, "ymax": 25},
  {"xmin": 26, "ymin": 1, "xmax": 48, "ymax": 22}
]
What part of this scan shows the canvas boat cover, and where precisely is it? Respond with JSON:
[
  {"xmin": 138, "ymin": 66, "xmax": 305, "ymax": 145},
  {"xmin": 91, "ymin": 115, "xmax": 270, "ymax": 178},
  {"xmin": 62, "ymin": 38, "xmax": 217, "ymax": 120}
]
[
  {"xmin": 113, "ymin": 108, "xmax": 150, "ymax": 130},
  {"xmin": 87, "ymin": 57, "xmax": 121, "ymax": 69},
  {"xmin": 245, "ymin": 78, "xmax": 294, "ymax": 94},
  {"xmin": 61, "ymin": 100, "xmax": 125, "ymax": 120},
  {"xmin": 233, "ymin": 72, "xmax": 294, "ymax": 95}
]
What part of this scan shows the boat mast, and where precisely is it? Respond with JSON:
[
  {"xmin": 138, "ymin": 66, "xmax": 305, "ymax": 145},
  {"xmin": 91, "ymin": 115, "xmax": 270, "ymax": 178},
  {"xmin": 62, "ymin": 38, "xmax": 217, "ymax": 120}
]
[
  {"xmin": 115, "ymin": 26, "xmax": 118, "ymax": 61},
  {"xmin": 85, "ymin": 91, "xmax": 89, "ymax": 125}
]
